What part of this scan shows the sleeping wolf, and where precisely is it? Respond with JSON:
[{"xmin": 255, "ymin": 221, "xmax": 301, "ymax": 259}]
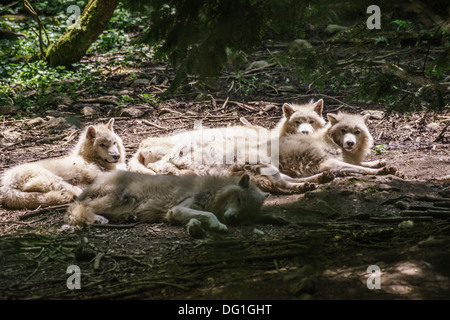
[
  {"xmin": 242, "ymin": 112, "xmax": 394, "ymax": 187},
  {"xmin": 0, "ymin": 119, "xmax": 126, "ymax": 209},
  {"xmin": 65, "ymin": 172, "xmax": 273, "ymax": 237},
  {"xmin": 128, "ymin": 99, "xmax": 326, "ymax": 175},
  {"xmin": 135, "ymin": 112, "xmax": 394, "ymax": 192}
]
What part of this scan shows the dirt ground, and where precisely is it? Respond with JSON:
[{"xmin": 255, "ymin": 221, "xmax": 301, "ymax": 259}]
[{"xmin": 1, "ymin": 49, "xmax": 449, "ymax": 300}]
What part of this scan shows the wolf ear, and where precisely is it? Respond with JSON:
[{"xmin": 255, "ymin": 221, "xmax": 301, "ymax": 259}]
[
  {"xmin": 282, "ymin": 103, "xmax": 294, "ymax": 118},
  {"xmin": 238, "ymin": 174, "xmax": 250, "ymax": 189},
  {"xmin": 86, "ymin": 125, "xmax": 96, "ymax": 139},
  {"xmin": 362, "ymin": 113, "xmax": 371, "ymax": 124},
  {"xmin": 327, "ymin": 113, "xmax": 338, "ymax": 126},
  {"xmin": 314, "ymin": 99, "xmax": 323, "ymax": 116},
  {"xmin": 106, "ymin": 118, "xmax": 115, "ymax": 131}
]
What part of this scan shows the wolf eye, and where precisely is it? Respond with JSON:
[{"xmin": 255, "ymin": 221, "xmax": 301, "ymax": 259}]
[
  {"xmin": 100, "ymin": 143, "xmax": 107, "ymax": 148},
  {"xmin": 309, "ymin": 120, "xmax": 315, "ymax": 124},
  {"xmin": 354, "ymin": 130, "xmax": 361, "ymax": 135},
  {"xmin": 341, "ymin": 129, "xmax": 347, "ymax": 134},
  {"xmin": 295, "ymin": 120, "xmax": 301, "ymax": 125}
]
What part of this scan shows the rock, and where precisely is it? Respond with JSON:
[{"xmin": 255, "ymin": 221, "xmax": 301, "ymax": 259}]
[
  {"xmin": 0, "ymin": 105, "xmax": 20, "ymax": 115},
  {"xmin": 398, "ymin": 220, "xmax": 414, "ymax": 229},
  {"xmin": 378, "ymin": 184, "xmax": 400, "ymax": 192},
  {"xmin": 109, "ymin": 89, "xmax": 132, "ymax": 96},
  {"xmin": 225, "ymin": 48, "xmax": 248, "ymax": 70},
  {"xmin": 362, "ymin": 110, "xmax": 384, "ymax": 120},
  {"xmin": 394, "ymin": 200, "xmax": 411, "ymax": 210},
  {"xmin": 81, "ymin": 106, "xmax": 101, "ymax": 116},
  {"xmin": 426, "ymin": 122, "xmax": 440, "ymax": 132},
  {"xmin": 25, "ymin": 117, "xmax": 45, "ymax": 127},
  {"xmin": 1, "ymin": 128, "xmax": 21, "ymax": 141},
  {"xmin": 287, "ymin": 39, "xmax": 313, "ymax": 55},
  {"xmin": 120, "ymin": 107, "xmax": 144, "ymax": 118},
  {"xmin": 49, "ymin": 94, "xmax": 74, "ymax": 106},
  {"xmin": 246, "ymin": 60, "xmax": 270, "ymax": 71},
  {"xmin": 324, "ymin": 24, "xmax": 347, "ymax": 34},
  {"xmin": 131, "ymin": 78, "xmax": 150, "ymax": 87},
  {"xmin": 253, "ymin": 228, "xmax": 265, "ymax": 235},
  {"xmin": 40, "ymin": 117, "xmax": 70, "ymax": 130}
]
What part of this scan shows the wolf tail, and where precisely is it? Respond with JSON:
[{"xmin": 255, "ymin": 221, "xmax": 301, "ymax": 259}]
[{"xmin": 1, "ymin": 185, "xmax": 77, "ymax": 210}]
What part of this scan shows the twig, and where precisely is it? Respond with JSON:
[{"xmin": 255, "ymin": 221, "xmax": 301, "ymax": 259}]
[
  {"xmin": 434, "ymin": 122, "xmax": 449, "ymax": 142},
  {"xmin": 19, "ymin": 204, "xmax": 69, "ymax": 220},
  {"xmin": 78, "ymin": 98, "xmax": 119, "ymax": 105},
  {"xmin": 94, "ymin": 252, "xmax": 105, "ymax": 270},
  {"xmin": 91, "ymin": 223, "xmax": 140, "ymax": 229},
  {"xmin": 142, "ymin": 120, "xmax": 169, "ymax": 130},
  {"xmin": 370, "ymin": 216, "xmax": 433, "ymax": 223}
]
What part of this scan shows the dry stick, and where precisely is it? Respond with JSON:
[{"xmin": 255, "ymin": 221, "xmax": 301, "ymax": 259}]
[
  {"xmin": 19, "ymin": 204, "xmax": 69, "ymax": 220},
  {"xmin": 78, "ymin": 98, "xmax": 119, "ymax": 105},
  {"xmin": 215, "ymin": 99, "xmax": 257, "ymax": 112},
  {"xmin": 91, "ymin": 223, "xmax": 140, "ymax": 229},
  {"xmin": 434, "ymin": 122, "xmax": 449, "ymax": 142},
  {"xmin": 94, "ymin": 252, "xmax": 105, "ymax": 270},
  {"xmin": 401, "ymin": 210, "xmax": 450, "ymax": 219},
  {"xmin": 370, "ymin": 216, "xmax": 433, "ymax": 223},
  {"xmin": 142, "ymin": 120, "xmax": 169, "ymax": 130}
]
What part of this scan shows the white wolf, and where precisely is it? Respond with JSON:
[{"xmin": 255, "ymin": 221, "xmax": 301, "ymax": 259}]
[
  {"xmin": 65, "ymin": 172, "xmax": 274, "ymax": 237},
  {"xmin": 1, "ymin": 119, "xmax": 126, "ymax": 209},
  {"xmin": 241, "ymin": 99, "xmax": 326, "ymax": 136},
  {"xmin": 237, "ymin": 112, "xmax": 395, "ymax": 188},
  {"xmin": 128, "ymin": 99, "xmax": 326, "ymax": 175},
  {"xmin": 130, "ymin": 112, "xmax": 395, "ymax": 192}
]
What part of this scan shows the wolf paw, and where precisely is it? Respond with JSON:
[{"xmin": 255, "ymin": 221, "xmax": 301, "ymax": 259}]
[
  {"xmin": 93, "ymin": 214, "xmax": 109, "ymax": 225},
  {"xmin": 379, "ymin": 166, "xmax": 398, "ymax": 176},
  {"xmin": 318, "ymin": 171, "xmax": 335, "ymax": 183},
  {"xmin": 186, "ymin": 219, "xmax": 207, "ymax": 239},
  {"xmin": 294, "ymin": 183, "xmax": 316, "ymax": 193},
  {"xmin": 376, "ymin": 160, "xmax": 387, "ymax": 168},
  {"xmin": 208, "ymin": 219, "xmax": 228, "ymax": 233}
]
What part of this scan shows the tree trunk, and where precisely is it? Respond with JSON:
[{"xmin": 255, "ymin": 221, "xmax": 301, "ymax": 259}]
[{"xmin": 45, "ymin": 0, "xmax": 120, "ymax": 67}]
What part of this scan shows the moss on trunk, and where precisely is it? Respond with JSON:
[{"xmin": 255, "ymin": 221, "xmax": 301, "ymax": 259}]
[{"xmin": 45, "ymin": 0, "xmax": 120, "ymax": 67}]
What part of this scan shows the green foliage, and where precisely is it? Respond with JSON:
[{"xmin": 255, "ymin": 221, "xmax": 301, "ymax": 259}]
[
  {"xmin": 374, "ymin": 144, "xmax": 387, "ymax": 155},
  {"xmin": 391, "ymin": 20, "xmax": 414, "ymax": 32},
  {"xmin": 129, "ymin": 0, "xmax": 308, "ymax": 93},
  {"xmin": 0, "ymin": 1, "xmax": 148, "ymax": 115}
]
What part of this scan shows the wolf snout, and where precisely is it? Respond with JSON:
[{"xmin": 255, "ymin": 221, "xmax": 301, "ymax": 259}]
[
  {"xmin": 346, "ymin": 141, "xmax": 355, "ymax": 147},
  {"xmin": 223, "ymin": 209, "xmax": 239, "ymax": 224}
]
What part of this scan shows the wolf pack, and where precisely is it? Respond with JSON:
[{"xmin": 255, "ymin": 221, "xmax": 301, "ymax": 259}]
[{"xmin": 0, "ymin": 100, "xmax": 397, "ymax": 237}]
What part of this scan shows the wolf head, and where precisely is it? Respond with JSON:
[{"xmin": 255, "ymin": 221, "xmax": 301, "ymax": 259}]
[
  {"xmin": 76, "ymin": 119, "xmax": 126, "ymax": 170},
  {"xmin": 213, "ymin": 174, "xmax": 269, "ymax": 225},
  {"xmin": 279, "ymin": 99, "xmax": 326, "ymax": 136},
  {"xmin": 327, "ymin": 112, "xmax": 373, "ymax": 163}
]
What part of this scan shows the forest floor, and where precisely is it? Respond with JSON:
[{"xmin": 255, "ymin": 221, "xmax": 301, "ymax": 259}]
[{"xmin": 1, "ymin": 44, "xmax": 450, "ymax": 300}]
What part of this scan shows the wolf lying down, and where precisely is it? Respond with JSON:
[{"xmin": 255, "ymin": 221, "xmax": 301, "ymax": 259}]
[
  {"xmin": 1, "ymin": 119, "xmax": 126, "ymax": 210},
  {"xmin": 65, "ymin": 171, "xmax": 282, "ymax": 238}
]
